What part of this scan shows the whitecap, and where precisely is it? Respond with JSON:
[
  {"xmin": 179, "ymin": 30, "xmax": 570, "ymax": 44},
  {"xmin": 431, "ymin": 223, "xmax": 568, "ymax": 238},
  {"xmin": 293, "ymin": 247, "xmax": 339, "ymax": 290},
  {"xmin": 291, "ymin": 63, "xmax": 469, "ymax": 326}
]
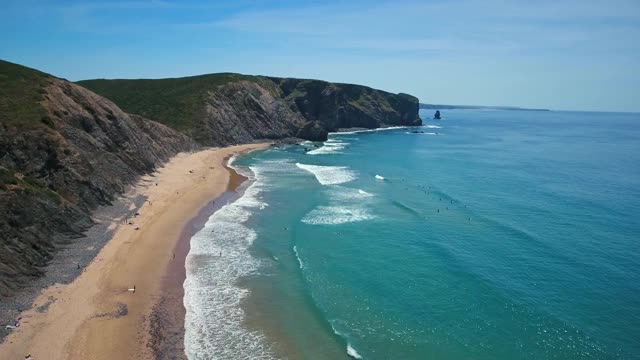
[
  {"xmin": 375, "ymin": 174, "xmax": 385, "ymax": 180},
  {"xmin": 330, "ymin": 126, "xmax": 410, "ymax": 135},
  {"xmin": 296, "ymin": 163, "xmax": 356, "ymax": 185},
  {"xmin": 307, "ymin": 140, "xmax": 349, "ymax": 155},
  {"xmin": 301, "ymin": 206, "xmax": 375, "ymax": 225},
  {"xmin": 425, "ymin": 124, "xmax": 442, "ymax": 129},
  {"xmin": 293, "ymin": 245, "xmax": 304, "ymax": 269},
  {"xmin": 405, "ymin": 131, "xmax": 441, "ymax": 135},
  {"xmin": 347, "ymin": 344, "xmax": 363, "ymax": 359},
  {"xmin": 327, "ymin": 186, "xmax": 374, "ymax": 201}
]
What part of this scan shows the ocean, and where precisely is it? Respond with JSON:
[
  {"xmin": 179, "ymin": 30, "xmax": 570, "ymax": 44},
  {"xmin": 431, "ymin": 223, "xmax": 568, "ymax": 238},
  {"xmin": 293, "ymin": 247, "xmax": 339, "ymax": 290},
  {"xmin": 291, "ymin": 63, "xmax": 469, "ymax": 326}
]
[{"xmin": 184, "ymin": 109, "xmax": 640, "ymax": 359}]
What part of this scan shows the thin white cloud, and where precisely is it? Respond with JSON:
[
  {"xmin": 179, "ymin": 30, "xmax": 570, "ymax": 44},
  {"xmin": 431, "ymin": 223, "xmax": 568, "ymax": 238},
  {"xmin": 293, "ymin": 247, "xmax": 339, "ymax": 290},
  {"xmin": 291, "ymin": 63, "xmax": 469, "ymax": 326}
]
[{"xmin": 203, "ymin": 0, "xmax": 640, "ymax": 56}]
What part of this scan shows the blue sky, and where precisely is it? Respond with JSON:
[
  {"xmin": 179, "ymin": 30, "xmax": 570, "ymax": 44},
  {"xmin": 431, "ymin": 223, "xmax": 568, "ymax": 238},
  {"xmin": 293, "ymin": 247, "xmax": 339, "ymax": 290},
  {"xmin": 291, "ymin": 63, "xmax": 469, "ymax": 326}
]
[{"xmin": 2, "ymin": 0, "xmax": 639, "ymax": 112}]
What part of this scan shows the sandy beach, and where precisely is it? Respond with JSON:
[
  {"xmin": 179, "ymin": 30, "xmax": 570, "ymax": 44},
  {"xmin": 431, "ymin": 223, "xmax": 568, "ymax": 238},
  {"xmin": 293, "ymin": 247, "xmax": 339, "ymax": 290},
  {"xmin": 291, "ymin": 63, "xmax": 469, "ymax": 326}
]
[{"xmin": 0, "ymin": 143, "xmax": 270, "ymax": 360}]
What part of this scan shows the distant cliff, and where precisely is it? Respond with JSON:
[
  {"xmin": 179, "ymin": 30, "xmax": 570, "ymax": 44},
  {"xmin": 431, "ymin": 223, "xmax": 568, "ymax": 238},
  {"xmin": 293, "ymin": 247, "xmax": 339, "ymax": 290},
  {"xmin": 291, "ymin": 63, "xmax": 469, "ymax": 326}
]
[
  {"xmin": 78, "ymin": 75, "xmax": 421, "ymax": 145},
  {"xmin": 0, "ymin": 59, "xmax": 420, "ymax": 301}
]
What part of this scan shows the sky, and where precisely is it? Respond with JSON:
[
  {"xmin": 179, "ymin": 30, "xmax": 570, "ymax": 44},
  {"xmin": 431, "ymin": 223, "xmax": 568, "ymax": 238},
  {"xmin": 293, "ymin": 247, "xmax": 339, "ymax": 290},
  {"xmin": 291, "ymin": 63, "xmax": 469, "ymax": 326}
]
[{"xmin": 1, "ymin": 0, "xmax": 639, "ymax": 112}]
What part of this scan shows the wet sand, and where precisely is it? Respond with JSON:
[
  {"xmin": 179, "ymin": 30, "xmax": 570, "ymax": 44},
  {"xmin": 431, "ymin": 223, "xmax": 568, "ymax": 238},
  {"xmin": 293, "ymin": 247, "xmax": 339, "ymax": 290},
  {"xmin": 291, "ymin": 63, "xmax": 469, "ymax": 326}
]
[
  {"xmin": 0, "ymin": 144, "xmax": 270, "ymax": 360},
  {"xmin": 149, "ymin": 159, "xmax": 250, "ymax": 359}
]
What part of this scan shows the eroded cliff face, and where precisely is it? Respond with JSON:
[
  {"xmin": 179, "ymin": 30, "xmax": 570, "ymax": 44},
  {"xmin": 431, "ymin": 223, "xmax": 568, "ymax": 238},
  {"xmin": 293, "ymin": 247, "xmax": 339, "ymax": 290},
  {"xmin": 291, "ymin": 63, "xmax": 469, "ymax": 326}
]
[
  {"xmin": 193, "ymin": 78, "xmax": 422, "ymax": 145},
  {"xmin": 196, "ymin": 79, "xmax": 422, "ymax": 145},
  {"xmin": 195, "ymin": 81, "xmax": 306, "ymax": 146},
  {"xmin": 78, "ymin": 75, "xmax": 422, "ymax": 146},
  {"xmin": 0, "ymin": 77, "xmax": 196, "ymax": 297},
  {"xmin": 275, "ymin": 78, "xmax": 422, "ymax": 135},
  {"xmin": 1, "ymin": 61, "xmax": 421, "ymax": 300}
]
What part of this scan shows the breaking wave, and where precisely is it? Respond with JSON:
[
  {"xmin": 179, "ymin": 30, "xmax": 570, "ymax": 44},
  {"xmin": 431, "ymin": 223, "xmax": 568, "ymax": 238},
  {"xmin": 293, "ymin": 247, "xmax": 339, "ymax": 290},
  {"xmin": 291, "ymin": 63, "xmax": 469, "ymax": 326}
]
[
  {"xmin": 184, "ymin": 167, "xmax": 275, "ymax": 360},
  {"xmin": 295, "ymin": 163, "xmax": 356, "ymax": 185}
]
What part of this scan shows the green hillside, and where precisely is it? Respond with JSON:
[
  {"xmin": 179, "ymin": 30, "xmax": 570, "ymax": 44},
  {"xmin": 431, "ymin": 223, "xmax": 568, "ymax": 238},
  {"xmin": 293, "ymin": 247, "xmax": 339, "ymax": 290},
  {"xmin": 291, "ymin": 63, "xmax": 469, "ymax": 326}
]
[
  {"xmin": 77, "ymin": 73, "xmax": 276, "ymax": 131},
  {"xmin": 0, "ymin": 60, "xmax": 52, "ymax": 129}
]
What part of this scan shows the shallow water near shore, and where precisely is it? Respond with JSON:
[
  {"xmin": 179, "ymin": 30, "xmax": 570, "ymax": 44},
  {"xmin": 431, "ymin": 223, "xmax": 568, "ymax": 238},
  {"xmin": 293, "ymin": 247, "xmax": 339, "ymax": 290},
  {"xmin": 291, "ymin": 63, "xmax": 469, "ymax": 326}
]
[{"xmin": 186, "ymin": 109, "xmax": 640, "ymax": 359}]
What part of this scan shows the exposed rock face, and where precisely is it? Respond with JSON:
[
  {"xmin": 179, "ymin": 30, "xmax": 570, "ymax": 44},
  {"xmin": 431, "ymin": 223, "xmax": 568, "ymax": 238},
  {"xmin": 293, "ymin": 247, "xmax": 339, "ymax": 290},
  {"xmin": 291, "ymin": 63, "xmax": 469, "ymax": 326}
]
[
  {"xmin": 296, "ymin": 121, "xmax": 327, "ymax": 142},
  {"xmin": 79, "ymin": 75, "xmax": 422, "ymax": 145},
  {"xmin": 0, "ymin": 77, "xmax": 196, "ymax": 297},
  {"xmin": 196, "ymin": 81, "xmax": 306, "ymax": 146},
  {"xmin": 198, "ymin": 78, "xmax": 422, "ymax": 144},
  {"xmin": 1, "ymin": 60, "xmax": 421, "ymax": 300},
  {"xmin": 274, "ymin": 78, "xmax": 422, "ymax": 136}
]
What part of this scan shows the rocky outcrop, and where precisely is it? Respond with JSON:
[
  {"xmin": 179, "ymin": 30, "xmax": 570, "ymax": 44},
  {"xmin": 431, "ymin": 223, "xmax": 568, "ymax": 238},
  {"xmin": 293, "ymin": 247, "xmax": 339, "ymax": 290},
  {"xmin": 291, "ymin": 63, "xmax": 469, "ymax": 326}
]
[
  {"xmin": 274, "ymin": 78, "xmax": 422, "ymax": 136},
  {"xmin": 0, "ymin": 70, "xmax": 196, "ymax": 297},
  {"xmin": 78, "ymin": 75, "xmax": 422, "ymax": 145},
  {"xmin": 1, "ymin": 59, "xmax": 421, "ymax": 300},
  {"xmin": 195, "ymin": 80, "xmax": 306, "ymax": 145}
]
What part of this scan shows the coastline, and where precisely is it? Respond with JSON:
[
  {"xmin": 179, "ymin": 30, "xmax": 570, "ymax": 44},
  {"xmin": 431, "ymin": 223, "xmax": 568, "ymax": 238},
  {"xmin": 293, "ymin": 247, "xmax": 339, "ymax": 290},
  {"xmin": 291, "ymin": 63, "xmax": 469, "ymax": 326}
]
[
  {"xmin": 0, "ymin": 143, "xmax": 270, "ymax": 360},
  {"xmin": 149, "ymin": 157, "xmax": 252, "ymax": 359}
]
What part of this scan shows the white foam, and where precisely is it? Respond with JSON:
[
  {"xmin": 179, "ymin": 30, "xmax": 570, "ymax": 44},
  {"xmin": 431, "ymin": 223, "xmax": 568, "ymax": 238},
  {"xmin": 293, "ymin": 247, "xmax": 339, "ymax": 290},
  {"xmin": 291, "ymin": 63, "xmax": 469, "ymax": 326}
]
[
  {"xmin": 227, "ymin": 154, "xmax": 238, "ymax": 167},
  {"xmin": 296, "ymin": 163, "xmax": 356, "ymax": 185},
  {"xmin": 406, "ymin": 132, "xmax": 440, "ymax": 135},
  {"xmin": 330, "ymin": 126, "xmax": 409, "ymax": 135},
  {"xmin": 301, "ymin": 185, "xmax": 376, "ymax": 225},
  {"xmin": 347, "ymin": 344, "xmax": 363, "ymax": 359},
  {"xmin": 425, "ymin": 124, "xmax": 442, "ymax": 129},
  {"xmin": 293, "ymin": 245, "xmax": 304, "ymax": 269},
  {"xmin": 307, "ymin": 140, "xmax": 349, "ymax": 155},
  {"xmin": 327, "ymin": 186, "xmax": 374, "ymax": 201},
  {"xmin": 375, "ymin": 174, "xmax": 385, "ymax": 180},
  {"xmin": 302, "ymin": 206, "xmax": 375, "ymax": 225},
  {"xmin": 184, "ymin": 167, "xmax": 275, "ymax": 359}
]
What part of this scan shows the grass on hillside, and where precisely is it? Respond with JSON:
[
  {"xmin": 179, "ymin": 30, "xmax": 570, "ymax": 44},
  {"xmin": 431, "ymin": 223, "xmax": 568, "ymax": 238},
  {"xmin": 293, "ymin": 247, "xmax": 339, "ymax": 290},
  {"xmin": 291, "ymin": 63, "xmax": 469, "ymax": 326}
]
[
  {"xmin": 0, "ymin": 166, "xmax": 62, "ymax": 204},
  {"xmin": 77, "ymin": 73, "xmax": 275, "ymax": 132},
  {"xmin": 0, "ymin": 60, "xmax": 51, "ymax": 129}
]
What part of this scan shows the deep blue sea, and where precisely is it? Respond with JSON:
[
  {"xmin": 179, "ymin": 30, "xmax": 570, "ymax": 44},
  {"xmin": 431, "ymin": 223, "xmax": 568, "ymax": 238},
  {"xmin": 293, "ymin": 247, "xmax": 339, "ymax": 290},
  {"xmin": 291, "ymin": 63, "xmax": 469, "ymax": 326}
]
[{"xmin": 184, "ymin": 109, "xmax": 640, "ymax": 359}]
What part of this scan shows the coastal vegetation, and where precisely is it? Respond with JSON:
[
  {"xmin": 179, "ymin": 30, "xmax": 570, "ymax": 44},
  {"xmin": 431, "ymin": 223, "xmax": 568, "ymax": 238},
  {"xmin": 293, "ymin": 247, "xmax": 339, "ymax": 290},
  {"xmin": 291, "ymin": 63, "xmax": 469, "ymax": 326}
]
[{"xmin": 0, "ymin": 59, "xmax": 420, "ymax": 339}]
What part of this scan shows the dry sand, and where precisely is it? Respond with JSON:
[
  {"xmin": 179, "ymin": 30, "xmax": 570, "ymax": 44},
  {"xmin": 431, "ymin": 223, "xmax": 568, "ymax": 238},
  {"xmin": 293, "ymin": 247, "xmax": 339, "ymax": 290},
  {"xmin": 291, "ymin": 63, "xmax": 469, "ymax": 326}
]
[{"xmin": 0, "ymin": 143, "xmax": 270, "ymax": 360}]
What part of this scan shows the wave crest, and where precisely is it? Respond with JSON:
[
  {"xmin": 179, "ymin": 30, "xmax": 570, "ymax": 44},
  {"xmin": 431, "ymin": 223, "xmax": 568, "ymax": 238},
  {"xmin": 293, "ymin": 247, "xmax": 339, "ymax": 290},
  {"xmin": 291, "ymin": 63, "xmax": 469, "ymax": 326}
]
[{"xmin": 296, "ymin": 163, "xmax": 356, "ymax": 185}]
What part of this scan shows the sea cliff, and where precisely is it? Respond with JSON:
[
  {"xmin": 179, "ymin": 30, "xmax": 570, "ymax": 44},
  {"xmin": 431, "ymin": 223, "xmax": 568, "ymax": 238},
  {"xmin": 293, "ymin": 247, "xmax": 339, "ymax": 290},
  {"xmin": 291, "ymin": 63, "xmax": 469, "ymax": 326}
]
[
  {"xmin": 0, "ymin": 59, "xmax": 420, "ymax": 334},
  {"xmin": 78, "ymin": 74, "xmax": 421, "ymax": 144}
]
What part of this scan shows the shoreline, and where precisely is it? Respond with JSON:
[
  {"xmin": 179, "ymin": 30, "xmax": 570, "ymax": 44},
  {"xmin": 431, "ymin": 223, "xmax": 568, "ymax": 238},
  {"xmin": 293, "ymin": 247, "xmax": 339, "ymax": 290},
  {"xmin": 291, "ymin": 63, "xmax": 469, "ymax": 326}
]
[
  {"xmin": 149, "ymin": 157, "xmax": 252, "ymax": 359},
  {"xmin": 0, "ymin": 143, "xmax": 270, "ymax": 360}
]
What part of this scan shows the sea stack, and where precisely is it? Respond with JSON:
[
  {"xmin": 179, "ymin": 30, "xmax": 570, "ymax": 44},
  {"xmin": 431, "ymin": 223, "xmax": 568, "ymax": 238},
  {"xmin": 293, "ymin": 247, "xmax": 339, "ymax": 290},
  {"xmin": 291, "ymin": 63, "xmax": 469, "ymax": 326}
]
[{"xmin": 434, "ymin": 110, "xmax": 441, "ymax": 120}]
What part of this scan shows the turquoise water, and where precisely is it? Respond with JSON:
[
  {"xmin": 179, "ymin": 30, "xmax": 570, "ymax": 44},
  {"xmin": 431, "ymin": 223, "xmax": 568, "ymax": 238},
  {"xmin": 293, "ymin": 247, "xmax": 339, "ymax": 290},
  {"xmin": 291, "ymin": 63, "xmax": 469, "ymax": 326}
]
[{"xmin": 186, "ymin": 110, "xmax": 640, "ymax": 359}]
